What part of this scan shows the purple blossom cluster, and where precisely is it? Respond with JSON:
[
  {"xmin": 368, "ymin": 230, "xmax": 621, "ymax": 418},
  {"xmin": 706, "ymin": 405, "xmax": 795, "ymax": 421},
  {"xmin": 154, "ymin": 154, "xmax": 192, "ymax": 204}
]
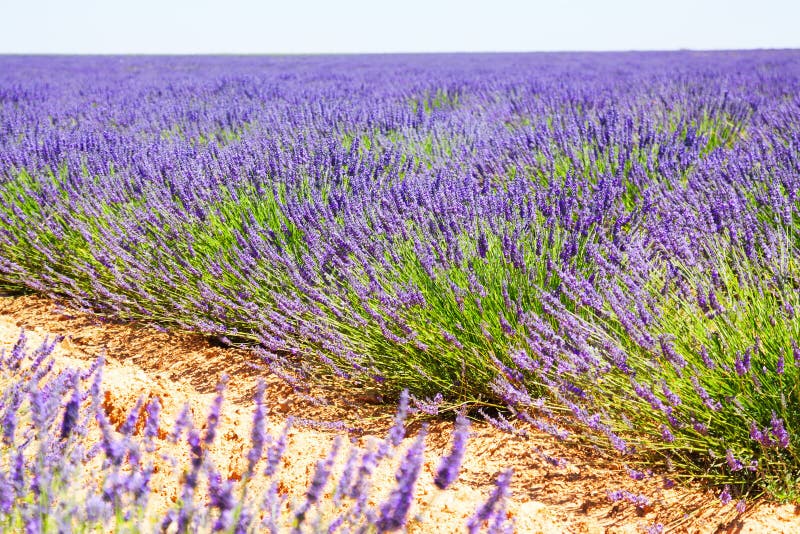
[
  {"xmin": 0, "ymin": 332, "xmax": 512, "ymax": 532},
  {"xmin": 1, "ymin": 52, "xmax": 800, "ymax": 494},
  {"xmin": 607, "ymin": 489, "xmax": 651, "ymax": 509}
]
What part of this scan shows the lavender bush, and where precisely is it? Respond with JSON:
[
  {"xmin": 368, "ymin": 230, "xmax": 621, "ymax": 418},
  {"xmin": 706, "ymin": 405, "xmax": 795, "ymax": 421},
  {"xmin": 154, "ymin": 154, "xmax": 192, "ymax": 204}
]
[
  {"xmin": 0, "ymin": 332, "xmax": 511, "ymax": 532},
  {"xmin": 1, "ymin": 52, "xmax": 800, "ymax": 495}
]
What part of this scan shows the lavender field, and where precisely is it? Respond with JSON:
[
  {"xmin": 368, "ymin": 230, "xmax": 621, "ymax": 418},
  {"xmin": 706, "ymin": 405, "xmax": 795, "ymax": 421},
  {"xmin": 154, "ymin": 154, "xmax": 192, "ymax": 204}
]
[{"xmin": 2, "ymin": 51, "xmax": 800, "ymax": 527}]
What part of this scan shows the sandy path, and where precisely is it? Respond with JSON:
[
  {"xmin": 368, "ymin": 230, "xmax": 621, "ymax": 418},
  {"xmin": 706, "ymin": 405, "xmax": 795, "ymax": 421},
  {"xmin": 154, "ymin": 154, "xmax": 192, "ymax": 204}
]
[{"xmin": 2, "ymin": 294, "xmax": 798, "ymax": 533}]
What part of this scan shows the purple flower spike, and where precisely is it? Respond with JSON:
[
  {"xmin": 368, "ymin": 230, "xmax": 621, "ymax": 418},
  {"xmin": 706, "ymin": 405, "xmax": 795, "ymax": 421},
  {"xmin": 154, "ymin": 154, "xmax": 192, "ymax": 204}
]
[
  {"xmin": 59, "ymin": 375, "xmax": 81, "ymax": 440},
  {"xmin": 208, "ymin": 469, "xmax": 235, "ymax": 532},
  {"xmin": 770, "ymin": 413, "xmax": 790, "ymax": 448},
  {"xmin": 477, "ymin": 231, "xmax": 489, "ymax": 259},
  {"xmin": 0, "ymin": 474, "xmax": 13, "ymax": 514},
  {"xmin": 144, "ymin": 397, "xmax": 161, "ymax": 441},
  {"xmin": 171, "ymin": 404, "xmax": 193, "ymax": 443},
  {"xmin": 435, "ymin": 414, "xmax": 470, "ymax": 490},
  {"xmin": 265, "ymin": 418, "xmax": 292, "ymax": 478},
  {"xmin": 377, "ymin": 426, "xmax": 428, "ymax": 532},
  {"xmin": 246, "ymin": 380, "xmax": 267, "ymax": 477},
  {"xmin": 386, "ymin": 390, "xmax": 410, "ymax": 448},
  {"xmin": 749, "ymin": 421, "xmax": 764, "ymax": 443},
  {"xmin": 467, "ymin": 469, "xmax": 513, "ymax": 534},
  {"xmin": 204, "ymin": 375, "xmax": 228, "ymax": 445}
]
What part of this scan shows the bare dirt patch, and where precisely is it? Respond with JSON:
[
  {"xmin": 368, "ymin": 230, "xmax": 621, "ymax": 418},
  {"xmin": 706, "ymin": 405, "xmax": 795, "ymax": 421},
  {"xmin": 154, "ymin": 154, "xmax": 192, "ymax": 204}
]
[{"xmin": 2, "ymin": 294, "xmax": 798, "ymax": 533}]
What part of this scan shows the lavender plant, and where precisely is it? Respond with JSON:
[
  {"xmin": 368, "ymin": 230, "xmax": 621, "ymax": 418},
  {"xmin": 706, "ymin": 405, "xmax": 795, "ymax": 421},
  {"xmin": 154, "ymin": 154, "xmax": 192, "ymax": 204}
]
[{"xmin": 2, "ymin": 52, "xmax": 800, "ymax": 495}]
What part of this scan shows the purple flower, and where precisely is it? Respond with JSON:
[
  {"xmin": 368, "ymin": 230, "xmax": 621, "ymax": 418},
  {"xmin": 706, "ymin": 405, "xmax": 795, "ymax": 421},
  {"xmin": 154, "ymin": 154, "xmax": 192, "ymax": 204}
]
[
  {"xmin": 708, "ymin": 288, "xmax": 724, "ymax": 314},
  {"xmin": 411, "ymin": 392, "xmax": 443, "ymax": 415},
  {"xmin": 120, "ymin": 397, "xmax": 144, "ymax": 437},
  {"xmin": 334, "ymin": 447, "xmax": 360, "ymax": 505},
  {"xmin": 185, "ymin": 429, "xmax": 203, "ymax": 490},
  {"xmin": 720, "ymin": 485, "xmax": 732, "ymax": 505},
  {"xmin": 726, "ymin": 450, "xmax": 743, "ymax": 471},
  {"xmin": 6, "ymin": 330, "xmax": 27, "ymax": 371},
  {"xmin": 349, "ymin": 447, "xmax": 380, "ymax": 507},
  {"xmin": 607, "ymin": 489, "xmax": 650, "ymax": 507},
  {"xmin": 126, "ymin": 468, "xmax": 152, "ymax": 504},
  {"xmin": 441, "ymin": 329, "xmax": 463, "ymax": 350},
  {"xmin": 2, "ymin": 385, "xmax": 22, "ymax": 445},
  {"xmin": 749, "ymin": 421, "xmax": 764, "ymax": 442},
  {"xmin": 60, "ymin": 376, "xmax": 81, "ymax": 440},
  {"xmin": 85, "ymin": 495, "xmax": 108, "ymax": 522},
  {"xmin": 144, "ymin": 397, "xmax": 161, "ymax": 441},
  {"xmin": 627, "ymin": 468, "xmax": 646, "ymax": 481},
  {"xmin": 734, "ymin": 349, "xmax": 751, "ymax": 376},
  {"xmin": 377, "ymin": 426, "xmax": 427, "ymax": 532},
  {"xmin": 659, "ymin": 338, "xmax": 687, "ymax": 370},
  {"xmin": 208, "ymin": 469, "xmax": 235, "ymax": 532},
  {"xmin": 499, "ymin": 313, "xmax": 515, "ymax": 336},
  {"xmin": 204, "ymin": 375, "xmax": 227, "ymax": 445},
  {"xmin": 234, "ymin": 507, "xmax": 252, "ymax": 534},
  {"xmin": 265, "ymin": 418, "xmax": 292, "ymax": 478},
  {"xmin": 477, "ymin": 231, "xmax": 488, "ymax": 259},
  {"xmin": 467, "ymin": 469, "xmax": 513, "ymax": 533},
  {"xmin": 435, "ymin": 414, "xmax": 470, "ymax": 490},
  {"xmin": 246, "ymin": 380, "xmax": 267, "ymax": 477},
  {"xmin": 770, "ymin": 413, "xmax": 790, "ymax": 448},
  {"xmin": 5, "ymin": 53, "xmax": 800, "ymax": 531},
  {"xmin": 96, "ymin": 410, "xmax": 126, "ymax": 466},
  {"xmin": 692, "ymin": 421, "xmax": 708, "ymax": 435},
  {"xmin": 386, "ymin": 390, "xmax": 409, "ymax": 448},
  {"xmin": 306, "ymin": 437, "xmax": 341, "ymax": 504},
  {"xmin": 479, "ymin": 408, "xmax": 523, "ymax": 436},
  {"xmin": 661, "ymin": 381, "xmax": 681, "ymax": 406},
  {"xmin": 696, "ymin": 284, "xmax": 709, "ymax": 312},
  {"xmin": 0, "ymin": 474, "xmax": 13, "ymax": 514},
  {"xmin": 171, "ymin": 404, "xmax": 193, "ymax": 443},
  {"xmin": 699, "ymin": 345, "xmax": 715, "ymax": 370},
  {"xmin": 11, "ymin": 452, "xmax": 24, "ymax": 495},
  {"xmin": 291, "ymin": 436, "xmax": 342, "ymax": 532}
]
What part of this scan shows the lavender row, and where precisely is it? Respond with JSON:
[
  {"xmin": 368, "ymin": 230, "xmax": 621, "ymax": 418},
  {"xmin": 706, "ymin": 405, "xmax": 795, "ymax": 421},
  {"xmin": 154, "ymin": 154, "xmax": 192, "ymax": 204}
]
[{"xmin": 2, "ymin": 52, "xmax": 800, "ymax": 492}]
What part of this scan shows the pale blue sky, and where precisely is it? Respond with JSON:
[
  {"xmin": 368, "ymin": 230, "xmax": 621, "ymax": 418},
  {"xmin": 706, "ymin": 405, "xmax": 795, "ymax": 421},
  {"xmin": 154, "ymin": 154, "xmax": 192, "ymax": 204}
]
[{"xmin": 0, "ymin": 0, "xmax": 797, "ymax": 54}]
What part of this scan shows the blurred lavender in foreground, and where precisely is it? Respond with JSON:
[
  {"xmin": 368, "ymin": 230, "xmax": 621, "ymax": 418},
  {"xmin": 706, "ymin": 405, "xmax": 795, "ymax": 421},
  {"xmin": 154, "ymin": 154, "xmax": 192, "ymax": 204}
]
[{"xmin": 0, "ymin": 332, "xmax": 513, "ymax": 532}]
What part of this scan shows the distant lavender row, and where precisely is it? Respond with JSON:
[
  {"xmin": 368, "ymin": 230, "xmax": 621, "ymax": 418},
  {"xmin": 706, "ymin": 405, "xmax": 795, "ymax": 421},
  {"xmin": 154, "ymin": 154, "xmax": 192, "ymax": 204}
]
[
  {"xmin": 2, "ymin": 52, "xmax": 800, "ymax": 493},
  {"xmin": 0, "ymin": 332, "xmax": 513, "ymax": 532}
]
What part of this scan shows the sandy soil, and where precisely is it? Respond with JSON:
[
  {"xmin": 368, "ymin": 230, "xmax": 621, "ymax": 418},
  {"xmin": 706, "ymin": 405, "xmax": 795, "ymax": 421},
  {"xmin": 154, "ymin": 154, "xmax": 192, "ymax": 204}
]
[{"xmin": 2, "ymin": 294, "xmax": 799, "ymax": 533}]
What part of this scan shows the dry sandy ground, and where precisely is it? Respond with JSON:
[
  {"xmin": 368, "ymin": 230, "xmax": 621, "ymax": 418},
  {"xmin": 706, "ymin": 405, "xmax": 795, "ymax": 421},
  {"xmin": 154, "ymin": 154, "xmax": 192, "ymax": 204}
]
[{"xmin": 2, "ymin": 294, "xmax": 799, "ymax": 533}]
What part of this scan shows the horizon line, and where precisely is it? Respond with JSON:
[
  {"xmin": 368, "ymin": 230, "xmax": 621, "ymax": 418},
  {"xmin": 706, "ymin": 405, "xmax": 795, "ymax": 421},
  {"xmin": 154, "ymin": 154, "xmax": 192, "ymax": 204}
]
[{"xmin": 2, "ymin": 47, "xmax": 799, "ymax": 57}]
